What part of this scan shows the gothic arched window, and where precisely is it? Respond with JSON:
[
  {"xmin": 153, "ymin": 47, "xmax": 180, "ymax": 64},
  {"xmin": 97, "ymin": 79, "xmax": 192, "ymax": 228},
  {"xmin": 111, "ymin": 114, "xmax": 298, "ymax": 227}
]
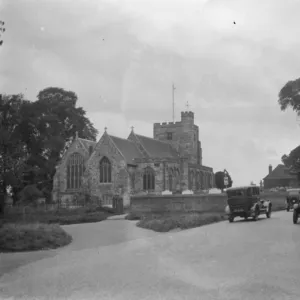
[
  {"xmin": 196, "ymin": 172, "xmax": 200, "ymax": 190},
  {"xmin": 143, "ymin": 167, "xmax": 155, "ymax": 191},
  {"xmin": 67, "ymin": 153, "xmax": 85, "ymax": 190},
  {"xmin": 168, "ymin": 173, "xmax": 173, "ymax": 191},
  {"xmin": 99, "ymin": 157, "xmax": 112, "ymax": 183}
]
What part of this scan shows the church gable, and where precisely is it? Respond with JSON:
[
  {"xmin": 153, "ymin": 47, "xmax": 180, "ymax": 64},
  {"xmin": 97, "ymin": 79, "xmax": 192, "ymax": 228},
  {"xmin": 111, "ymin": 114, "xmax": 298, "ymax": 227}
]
[
  {"xmin": 59, "ymin": 138, "xmax": 89, "ymax": 169},
  {"xmin": 86, "ymin": 133, "xmax": 126, "ymax": 171}
]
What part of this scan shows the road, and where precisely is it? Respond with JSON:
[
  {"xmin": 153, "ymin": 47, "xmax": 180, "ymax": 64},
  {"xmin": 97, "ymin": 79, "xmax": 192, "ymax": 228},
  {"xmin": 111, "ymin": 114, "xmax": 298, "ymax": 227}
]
[{"xmin": 1, "ymin": 211, "xmax": 300, "ymax": 299}]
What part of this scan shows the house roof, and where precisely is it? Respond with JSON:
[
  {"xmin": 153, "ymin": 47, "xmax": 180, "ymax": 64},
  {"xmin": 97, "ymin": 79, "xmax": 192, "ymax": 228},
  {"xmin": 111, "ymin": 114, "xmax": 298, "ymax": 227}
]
[
  {"xmin": 134, "ymin": 134, "xmax": 179, "ymax": 158},
  {"xmin": 263, "ymin": 164, "xmax": 296, "ymax": 180},
  {"xmin": 109, "ymin": 135, "xmax": 143, "ymax": 163}
]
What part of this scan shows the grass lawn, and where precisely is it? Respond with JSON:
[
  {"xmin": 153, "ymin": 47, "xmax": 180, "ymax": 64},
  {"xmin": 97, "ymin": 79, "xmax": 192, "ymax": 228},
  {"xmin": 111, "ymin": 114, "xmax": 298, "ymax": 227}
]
[
  {"xmin": 0, "ymin": 205, "xmax": 116, "ymax": 253},
  {"xmin": 0, "ymin": 223, "xmax": 72, "ymax": 253}
]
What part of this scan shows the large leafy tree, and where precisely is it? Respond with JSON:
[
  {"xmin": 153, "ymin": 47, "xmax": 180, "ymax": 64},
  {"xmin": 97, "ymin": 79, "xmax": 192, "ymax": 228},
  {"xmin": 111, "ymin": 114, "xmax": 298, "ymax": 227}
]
[
  {"xmin": 0, "ymin": 88, "xmax": 98, "ymax": 212},
  {"xmin": 23, "ymin": 87, "xmax": 98, "ymax": 201},
  {"xmin": 278, "ymin": 78, "xmax": 300, "ymax": 184},
  {"xmin": 0, "ymin": 94, "xmax": 29, "ymax": 213},
  {"xmin": 278, "ymin": 78, "xmax": 300, "ymax": 112},
  {"xmin": 215, "ymin": 170, "xmax": 233, "ymax": 192}
]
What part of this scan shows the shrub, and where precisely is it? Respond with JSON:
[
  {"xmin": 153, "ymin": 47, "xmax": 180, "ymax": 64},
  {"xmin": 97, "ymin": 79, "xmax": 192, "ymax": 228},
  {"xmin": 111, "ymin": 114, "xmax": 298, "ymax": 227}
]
[
  {"xmin": 1, "ymin": 206, "xmax": 113, "ymax": 225},
  {"xmin": 137, "ymin": 212, "xmax": 226, "ymax": 232},
  {"xmin": 125, "ymin": 212, "xmax": 143, "ymax": 220},
  {"xmin": 0, "ymin": 223, "xmax": 72, "ymax": 252}
]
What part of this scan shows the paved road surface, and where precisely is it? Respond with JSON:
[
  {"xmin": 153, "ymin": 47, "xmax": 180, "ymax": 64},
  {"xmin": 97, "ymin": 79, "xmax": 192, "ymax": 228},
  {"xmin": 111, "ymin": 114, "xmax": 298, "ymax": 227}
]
[{"xmin": 1, "ymin": 211, "xmax": 300, "ymax": 299}]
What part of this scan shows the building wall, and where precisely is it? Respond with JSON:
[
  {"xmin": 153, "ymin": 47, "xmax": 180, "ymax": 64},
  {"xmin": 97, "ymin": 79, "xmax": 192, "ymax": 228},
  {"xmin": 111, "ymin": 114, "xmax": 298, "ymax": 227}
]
[
  {"xmin": 264, "ymin": 178, "xmax": 298, "ymax": 189},
  {"xmin": 82, "ymin": 133, "xmax": 131, "ymax": 205},
  {"xmin": 52, "ymin": 138, "xmax": 91, "ymax": 203},
  {"xmin": 130, "ymin": 191, "xmax": 287, "ymax": 214}
]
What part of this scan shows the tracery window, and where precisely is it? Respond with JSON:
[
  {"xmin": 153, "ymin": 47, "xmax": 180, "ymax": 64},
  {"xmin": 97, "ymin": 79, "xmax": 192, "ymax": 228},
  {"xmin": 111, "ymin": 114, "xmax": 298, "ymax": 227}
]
[
  {"xmin": 67, "ymin": 153, "xmax": 85, "ymax": 190},
  {"xmin": 143, "ymin": 167, "xmax": 155, "ymax": 190},
  {"xmin": 99, "ymin": 156, "xmax": 112, "ymax": 183},
  {"xmin": 168, "ymin": 173, "xmax": 173, "ymax": 191}
]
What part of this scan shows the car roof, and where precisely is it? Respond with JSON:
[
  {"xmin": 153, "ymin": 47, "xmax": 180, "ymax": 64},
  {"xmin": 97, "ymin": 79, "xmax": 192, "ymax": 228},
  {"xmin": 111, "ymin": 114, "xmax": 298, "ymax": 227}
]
[
  {"xmin": 226, "ymin": 185, "xmax": 259, "ymax": 191},
  {"xmin": 287, "ymin": 188, "xmax": 300, "ymax": 192}
]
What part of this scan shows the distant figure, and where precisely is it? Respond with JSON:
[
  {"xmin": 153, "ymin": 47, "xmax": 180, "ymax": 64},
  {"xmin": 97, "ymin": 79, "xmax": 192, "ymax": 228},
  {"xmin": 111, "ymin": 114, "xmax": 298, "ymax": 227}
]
[{"xmin": 233, "ymin": 21, "xmax": 236, "ymax": 24}]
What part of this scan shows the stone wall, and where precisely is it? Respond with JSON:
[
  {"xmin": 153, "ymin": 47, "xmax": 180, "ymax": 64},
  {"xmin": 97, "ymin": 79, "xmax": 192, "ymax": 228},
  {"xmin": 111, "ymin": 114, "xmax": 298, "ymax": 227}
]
[
  {"xmin": 52, "ymin": 138, "xmax": 91, "ymax": 203},
  {"xmin": 130, "ymin": 191, "xmax": 287, "ymax": 214},
  {"xmin": 131, "ymin": 194, "xmax": 227, "ymax": 213}
]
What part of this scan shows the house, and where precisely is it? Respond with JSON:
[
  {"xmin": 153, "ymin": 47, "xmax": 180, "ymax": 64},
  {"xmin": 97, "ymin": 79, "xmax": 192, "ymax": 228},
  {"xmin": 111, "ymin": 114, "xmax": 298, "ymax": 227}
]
[
  {"xmin": 263, "ymin": 164, "xmax": 298, "ymax": 189},
  {"xmin": 52, "ymin": 109, "xmax": 215, "ymax": 206}
]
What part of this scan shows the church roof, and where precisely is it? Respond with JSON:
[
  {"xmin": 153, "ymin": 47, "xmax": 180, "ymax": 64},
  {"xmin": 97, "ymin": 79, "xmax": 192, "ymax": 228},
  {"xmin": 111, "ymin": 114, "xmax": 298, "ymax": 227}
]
[
  {"xmin": 134, "ymin": 134, "xmax": 179, "ymax": 158},
  {"xmin": 109, "ymin": 135, "xmax": 143, "ymax": 163}
]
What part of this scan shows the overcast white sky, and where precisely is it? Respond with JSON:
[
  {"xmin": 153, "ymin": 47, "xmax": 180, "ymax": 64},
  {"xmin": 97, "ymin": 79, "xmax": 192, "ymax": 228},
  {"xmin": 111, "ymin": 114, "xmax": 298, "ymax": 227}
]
[{"xmin": 1, "ymin": 0, "xmax": 300, "ymax": 186}]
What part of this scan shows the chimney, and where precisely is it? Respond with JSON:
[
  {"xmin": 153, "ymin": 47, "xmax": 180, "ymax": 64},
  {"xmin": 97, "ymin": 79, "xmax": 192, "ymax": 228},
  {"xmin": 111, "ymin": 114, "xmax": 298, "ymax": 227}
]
[{"xmin": 269, "ymin": 164, "xmax": 272, "ymax": 174}]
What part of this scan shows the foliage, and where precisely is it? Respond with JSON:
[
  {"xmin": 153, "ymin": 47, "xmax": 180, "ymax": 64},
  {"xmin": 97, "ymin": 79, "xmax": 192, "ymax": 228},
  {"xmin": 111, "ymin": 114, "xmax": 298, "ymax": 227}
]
[
  {"xmin": 136, "ymin": 212, "xmax": 226, "ymax": 232},
  {"xmin": 0, "ymin": 20, "xmax": 5, "ymax": 46},
  {"xmin": 0, "ymin": 94, "xmax": 29, "ymax": 213},
  {"xmin": 18, "ymin": 184, "xmax": 44, "ymax": 204},
  {"xmin": 0, "ymin": 223, "xmax": 72, "ymax": 252},
  {"xmin": 281, "ymin": 145, "xmax": 300, "ymax": 182},
  {"xmin": 125, "ymin": 211, "xmax": 142, "ymax": 220},
  {"xmin": 1, "ymin": 206, "xmax": 113, "ymax": 225},
  {"xmin": 214, "ymin": 171, "xmax": 233, "ymax": 190},
  {"xmin": 0, "ymin": 88, "xmax": 98, "ymax": 213},
  {"xmin": 278, "ymin": 78, "xmax": 300, "ymax": 112}
]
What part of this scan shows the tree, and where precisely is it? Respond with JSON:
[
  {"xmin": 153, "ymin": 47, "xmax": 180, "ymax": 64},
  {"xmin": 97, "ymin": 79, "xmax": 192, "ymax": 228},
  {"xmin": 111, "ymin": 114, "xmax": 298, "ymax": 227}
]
[
  {"xmin": 215, "ymin": 170, "xmax": 233, "ymax": 192},
  {"xmin": 278, "ymin": 77, "xmax": 300, "ymax": 113},
  {"xmin": 0, "ymin": 88, "xmax": 99, "ymax": 212},
  {"xmin": 282, "ymin": 146, "xmax": 300, "ymax": 185},
  {"xmin": 0, "ymin": 94, "xmax": 28, "ymax": 214},
  {"xmin": 0, "ymin": 20, "xmax": 5, "ymax": 46}
]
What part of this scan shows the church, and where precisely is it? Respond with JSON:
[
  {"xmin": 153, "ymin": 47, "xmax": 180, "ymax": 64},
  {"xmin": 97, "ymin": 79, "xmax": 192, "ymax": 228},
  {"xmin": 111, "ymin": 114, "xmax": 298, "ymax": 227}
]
[{"xmin": 52, "ymin": 109, "xmax": 215, "ymax": 206}]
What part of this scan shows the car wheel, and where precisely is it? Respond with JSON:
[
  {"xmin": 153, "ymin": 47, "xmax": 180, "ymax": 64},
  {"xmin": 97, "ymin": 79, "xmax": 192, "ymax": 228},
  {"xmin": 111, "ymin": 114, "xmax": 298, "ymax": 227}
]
[
  {"xmin": 229, "ymin": 215, "xmax": 234, "ymax": 223},
  {"xmin": 287, "ymin": 206, "xmax": 290, "ymax": 212},
  {"xmin": 253, "ymin": 208, "xmax": 259, "ymax": 221},
  {"xmin": 293, "ymin": 210, "xmax": 299, "ymax": 224},
  {"xmin": 266, "ymin": 204, "xmax": 272, "ymax": 218},
  {"xmin": 244, "ymin": 216, "xmax": 248, "ymax": 220}
]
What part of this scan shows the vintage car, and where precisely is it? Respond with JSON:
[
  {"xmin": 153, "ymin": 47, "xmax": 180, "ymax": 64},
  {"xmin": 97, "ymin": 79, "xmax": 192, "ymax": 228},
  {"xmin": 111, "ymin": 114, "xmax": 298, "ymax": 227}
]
[
  {"xmin": 225, "ymin": 185, "xmax": 272, "ymax": 222},
  {"xmin": 292, "ymin": 194, "xmax": 300, "ymax": 224},
  {"xmin": 286, "ymin": 188, "xmax": 300, "ymax": 212}
]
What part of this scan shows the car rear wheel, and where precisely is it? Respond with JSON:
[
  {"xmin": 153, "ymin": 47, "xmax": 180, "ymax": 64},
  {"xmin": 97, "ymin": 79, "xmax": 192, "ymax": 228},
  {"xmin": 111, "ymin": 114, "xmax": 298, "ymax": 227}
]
[
  {"xmin": 253, "ymin": 207, "xmax": 259, "ymax": 221},
  {"xmin": 287, "ymin": 206, "xmax": 290, "ymax": 212},
  {"xmin": 266, "ymin": 204, "xmax": 272, "ymax": 218},
  {"xmin": 228, "ymin": 215, "xmax": 234, "ymax": 223},
  {"xmin": 293, "ymin": 210, "xmax": 299, "ymax": 224}
]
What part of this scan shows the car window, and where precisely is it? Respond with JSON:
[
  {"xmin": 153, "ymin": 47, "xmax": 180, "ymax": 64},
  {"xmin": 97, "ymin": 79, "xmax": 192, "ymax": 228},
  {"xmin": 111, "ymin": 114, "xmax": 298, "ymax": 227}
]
[{"xmin": 246, "ymin": 188, "xmax": 252, "ymax": 196}]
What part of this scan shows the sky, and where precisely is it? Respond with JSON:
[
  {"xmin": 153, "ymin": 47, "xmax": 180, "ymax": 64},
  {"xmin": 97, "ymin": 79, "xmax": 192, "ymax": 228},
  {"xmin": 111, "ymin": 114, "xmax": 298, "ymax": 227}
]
[{"xmin": 1, "ymin": 0, "xmax": 300, "ymax": 186}]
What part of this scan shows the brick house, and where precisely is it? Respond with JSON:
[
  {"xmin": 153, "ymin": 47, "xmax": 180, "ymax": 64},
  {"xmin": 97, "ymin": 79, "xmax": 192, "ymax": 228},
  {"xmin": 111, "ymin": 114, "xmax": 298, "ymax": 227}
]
[
  {"xmin": 52, "ymin": 110, "xmax": 214, "ymax": 206},
  {"xmin": 263, "ymin": 164, "xmax": 298, "ymax": 189}
]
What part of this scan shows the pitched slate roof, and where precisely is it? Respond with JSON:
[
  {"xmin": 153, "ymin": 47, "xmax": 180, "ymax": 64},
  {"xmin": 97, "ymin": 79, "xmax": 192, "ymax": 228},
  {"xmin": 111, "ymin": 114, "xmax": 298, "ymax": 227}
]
[
  {"xmin": 264, "ymin": 164, "xmax": 296, "ymax": 180},
  {"xmin": 134, "ymin": 134, "xmax": 179, "ymax": 158},
  {"xmin": 109, "ymin": 135, "xmax": 143, "ymax": 163}
]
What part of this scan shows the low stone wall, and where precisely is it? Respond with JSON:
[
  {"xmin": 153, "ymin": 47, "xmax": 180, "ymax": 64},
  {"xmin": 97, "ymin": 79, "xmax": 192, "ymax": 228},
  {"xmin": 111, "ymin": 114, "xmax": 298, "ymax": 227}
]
[
  {"xmin": 130, "ymin": 194, "xmax": 227, "ymax": 213},
  {"xmin": 130, "ymin": 191, "xmax": 287, "ymax": 214}
]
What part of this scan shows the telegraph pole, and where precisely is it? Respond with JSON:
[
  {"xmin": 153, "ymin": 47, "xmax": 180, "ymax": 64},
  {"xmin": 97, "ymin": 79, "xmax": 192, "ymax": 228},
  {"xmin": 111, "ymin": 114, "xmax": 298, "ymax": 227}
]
[{"xmin": 172, "ymin": 83, "xmax": 176, "ymax": 122}]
